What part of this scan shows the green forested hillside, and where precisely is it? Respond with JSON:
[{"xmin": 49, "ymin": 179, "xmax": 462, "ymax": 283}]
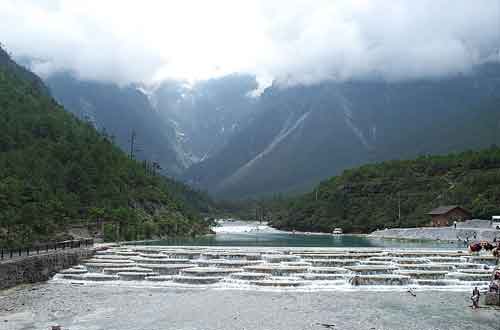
[
  {"xmin": 0, "ymin": 49, "xmax": 211, "ymax": 247},
  {"xmin": 270, "ymin": 147, "xmax": 500, "ymax": 233}
]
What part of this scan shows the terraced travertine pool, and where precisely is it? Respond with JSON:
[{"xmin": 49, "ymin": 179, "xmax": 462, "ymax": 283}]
[
  {"xmin": 55, "ymin": 245, "xmax": 497, "ymax": 291},
  {"xmin": 27, "ymin": 226, "xmax": 497, "ymax": 329}
]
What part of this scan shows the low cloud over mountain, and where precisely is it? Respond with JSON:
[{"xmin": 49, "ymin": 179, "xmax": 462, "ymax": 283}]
[{"xmin": 1, "ymin": 0, "xmax": 499, "ymax": 87}]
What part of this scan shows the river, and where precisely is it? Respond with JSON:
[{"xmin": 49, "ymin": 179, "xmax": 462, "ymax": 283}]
[
  {"xmin": 0, "ymin": 221, "xmax": 498, "ymax": 330},
  {"xmin": 139, "ymin": 221, "xmax": 466, "ymax": 249}
]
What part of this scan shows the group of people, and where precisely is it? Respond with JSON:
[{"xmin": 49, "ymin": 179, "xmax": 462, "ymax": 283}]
[
  {"xmin": 471, "ymin": 270, "xmax": 499, "ymax": 309},
  {"xmin": 468, "ymin": 240, "xmax": 497, "ymax": 253},
  {"xmin": 455, "ymin": 230, "xmax": 477, "ymax": 247}
]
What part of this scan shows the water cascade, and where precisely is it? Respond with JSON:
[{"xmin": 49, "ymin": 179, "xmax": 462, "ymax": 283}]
[{"xmin": 55, "ymin": 246, "xmax": 496, "ymax": 290}]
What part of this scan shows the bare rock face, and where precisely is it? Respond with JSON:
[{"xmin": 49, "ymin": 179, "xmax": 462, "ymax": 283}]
[{"xmin": 0, "ymin": 249, "xmax": 94, "ymax": 289}]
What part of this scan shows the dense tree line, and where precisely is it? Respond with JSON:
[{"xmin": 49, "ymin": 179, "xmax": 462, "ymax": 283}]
[
  {"xmin": 269, "ymin": 147, "xmax": 500, "ymax": 233},
  {"xmin": 0, "ymin": 48, "xmax": 211, "ymax": 247}
]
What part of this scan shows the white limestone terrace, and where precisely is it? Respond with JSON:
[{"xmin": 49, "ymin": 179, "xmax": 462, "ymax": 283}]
[
  {"xmin": 370, "ymin": 219, "xmax": 500, "ymax": 241},
  {"xmin": 53, "ymin": 245, "xmax": 498, "ymax": 291}
]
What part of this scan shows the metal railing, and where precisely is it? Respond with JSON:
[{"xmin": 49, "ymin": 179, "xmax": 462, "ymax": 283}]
[{"xmin": 0, "ymin": 238, "xmax": 94, "ymax": 260}]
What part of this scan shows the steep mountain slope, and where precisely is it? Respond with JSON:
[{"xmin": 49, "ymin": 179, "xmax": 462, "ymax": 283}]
[
  {"xmin": 45, "ymin": 72, "xmax": 186, "ymax": 175},
  {"xmin": 44, "ymin": 73, "xmax": 260, "ymax": 175},
  {"xmin": 269, "ymin": 146, "xmax": 500, "ymax": 233},
  {"xmin": 185, "ymin": 64, "xmax": 500, "ymax": 198},
  {"xmin": 152, "ymin": 74, "xmax": 259, "ymax": 165},
  {"xmin": 0, "ymin": 50, "xmax": 48, "ymax": 94},
  {"xmin": 0, "ymin": 48, "xmax": 210, "ymax": 247}
]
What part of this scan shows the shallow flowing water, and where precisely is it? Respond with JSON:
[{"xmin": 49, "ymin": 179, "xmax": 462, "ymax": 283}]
[
  {"xmin": 1, "ymin": 222, "xmax": 498, "ymax": 329},
  {"xmin": 54, "ymin": 244, "xmax": 496, "ymax": 292},
  {"xmin": 58, "ymin": 222, "xmax": 493, "ymax": 292}
]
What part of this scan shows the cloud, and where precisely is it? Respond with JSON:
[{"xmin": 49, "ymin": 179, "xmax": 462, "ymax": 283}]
[
  {"xmin": 1, "ymin": 0, "xmax": 498, "ymax": 87},
  {"xmin": 261, "ymin": 0, "xmax": 500, "ymax": 85}
]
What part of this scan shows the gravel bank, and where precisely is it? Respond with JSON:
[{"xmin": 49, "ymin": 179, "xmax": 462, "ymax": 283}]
[{"xmin": 1, "ymin": 282, "xmax": 499, "ymax": 330}]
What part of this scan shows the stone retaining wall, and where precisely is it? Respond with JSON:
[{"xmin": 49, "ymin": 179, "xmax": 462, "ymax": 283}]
[{"xmin": 0, "ymin": 248, "xmax": 94, "ymax": 290}]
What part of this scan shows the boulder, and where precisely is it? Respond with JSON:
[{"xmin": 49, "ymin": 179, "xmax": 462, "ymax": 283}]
[{"xmin": 483, "ymin": 292, "xmax": 500, "ymax": 306}]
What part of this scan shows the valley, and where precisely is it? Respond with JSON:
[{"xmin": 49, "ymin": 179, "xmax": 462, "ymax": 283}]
[
  {"xmin": 1, "ymin": 2, "xmax": 500, "ymax": 329},
  {"xmin": 42, "ymin": 64, "xmax": 500, "ymax": 199}
]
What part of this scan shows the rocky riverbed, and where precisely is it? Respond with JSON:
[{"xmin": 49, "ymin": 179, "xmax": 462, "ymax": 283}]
[{"xmin": 1, "ymin": 282, "xmax": 499, "ymax": 330}]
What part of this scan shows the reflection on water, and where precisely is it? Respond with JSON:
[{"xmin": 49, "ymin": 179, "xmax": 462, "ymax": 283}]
[{"xmin": 140, "ymin": 233, "xmax": 465, "ymax": 249}]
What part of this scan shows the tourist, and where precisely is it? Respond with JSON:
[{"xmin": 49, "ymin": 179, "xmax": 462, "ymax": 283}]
[
  {"xmin": 469, "ymin": 242, "xmax": 482, "ymax": 253},
  {"xmin": 489, "ymin": 281, "xmax": 499, "ymax": 293},
  {"xmin": 493, "ymin": 246, "xmax": 499, "ymax": 258},
  {"xmin": 471, "ymin": 287, "xmax": 480, "ymax": 309},
  {"xmin": 454, "ymin": 221, "xmax": 457, "ymax": 229}
]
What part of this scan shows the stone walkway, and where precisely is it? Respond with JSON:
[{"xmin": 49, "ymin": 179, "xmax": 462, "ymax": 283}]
[
  {"xmin": 0, "ymin": 246, "xmax": 88, "ymax": 264},
  {"xmin": 370, "ymin": 226, "xmax": 500, "ymax": 242}
]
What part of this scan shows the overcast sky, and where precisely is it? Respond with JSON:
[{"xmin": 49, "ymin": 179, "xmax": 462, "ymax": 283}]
[{"xmin": 1, "ymin": 0, "xmax": 499, "ymax": 87}]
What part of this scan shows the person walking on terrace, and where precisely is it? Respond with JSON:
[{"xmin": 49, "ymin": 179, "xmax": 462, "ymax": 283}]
[{"xmin": 471, "ymin": 287, "xmax": 480, "ymax": 309}]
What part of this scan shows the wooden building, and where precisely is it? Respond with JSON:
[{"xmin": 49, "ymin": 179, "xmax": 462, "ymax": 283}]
[{"xmin": 427, "ymin": 205, "xmax": 472, "ymax": 227}]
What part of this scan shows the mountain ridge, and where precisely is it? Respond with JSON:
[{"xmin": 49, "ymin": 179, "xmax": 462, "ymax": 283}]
[
  {"xmin": 28, "ymin": 55, "xmax": 500, "ymax": 200},
  {"xmin": 185, "ymin": 64, "xmax": 500, "ymax": 198}
]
